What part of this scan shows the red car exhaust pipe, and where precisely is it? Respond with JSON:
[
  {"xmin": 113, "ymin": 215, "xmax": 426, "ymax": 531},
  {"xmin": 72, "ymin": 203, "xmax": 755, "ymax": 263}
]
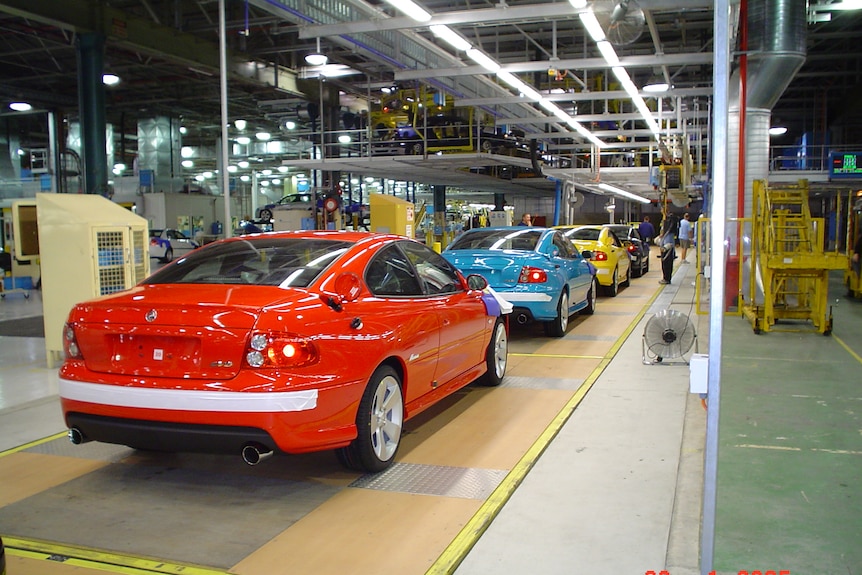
[{"xmin": 241, "ymin": 443, "xmax": 273, "ymax": 466}]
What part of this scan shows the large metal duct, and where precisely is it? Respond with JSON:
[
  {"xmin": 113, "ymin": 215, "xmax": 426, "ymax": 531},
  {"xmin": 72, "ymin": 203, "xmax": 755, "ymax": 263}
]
[{"xmin": 727, "ymin": 0, "xmax": 807, "ymax": 220}]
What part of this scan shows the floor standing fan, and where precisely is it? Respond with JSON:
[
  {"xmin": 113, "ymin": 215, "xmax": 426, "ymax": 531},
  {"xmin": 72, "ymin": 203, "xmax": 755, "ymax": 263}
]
[{"xmin": 642, "ymin": 309, "xmax": 698, "ymax": 365}]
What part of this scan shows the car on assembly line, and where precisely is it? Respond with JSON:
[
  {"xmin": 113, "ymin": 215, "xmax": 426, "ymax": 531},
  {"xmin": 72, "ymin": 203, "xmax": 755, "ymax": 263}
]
[
  {"xmin": 148, "ymin": 228, "xmax": 200, "ymax": 263},
  {"xmin": 604, "ymin": 224, "xmax": 650, "ymax": 278},
  {"xmin": 557, "ymin": 225, "xmax": 632, "ymax": 297},
  {"xmin": 58, "ymin": 231, "xmax": 508, "ymax": 473},
  {"xmin": 442, "ymin": 226, "xmax": 598, "ymax": 337}
]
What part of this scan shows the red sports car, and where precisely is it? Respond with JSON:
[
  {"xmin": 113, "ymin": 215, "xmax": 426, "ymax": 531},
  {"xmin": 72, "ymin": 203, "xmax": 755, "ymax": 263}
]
[{"xmin": 59, "ymin": 231, "xmax": 508, "ymax": 472}]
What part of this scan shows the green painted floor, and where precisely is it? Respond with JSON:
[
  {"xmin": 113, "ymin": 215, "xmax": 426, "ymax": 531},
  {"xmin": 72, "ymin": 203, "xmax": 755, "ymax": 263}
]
[{"xmin": 715, "ymin": 271, "xmax": 862, "ymax": 575}]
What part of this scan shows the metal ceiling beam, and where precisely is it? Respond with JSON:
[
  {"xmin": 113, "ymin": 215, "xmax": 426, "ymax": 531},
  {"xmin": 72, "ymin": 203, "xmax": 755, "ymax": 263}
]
[
  {"xmin": 456, "ymin": 87, "xmax": 713, "ymax": 107},
  {"xmin": 299, "ymin": 0, "xmax": 713, "ymax": 38},
  {"xmin": 394, "ymin": 53, "xmax": 714, "ymax": 81},
  {"xmin": 0, "ymin": 0, "xmax": 303, "ymax": 95}
]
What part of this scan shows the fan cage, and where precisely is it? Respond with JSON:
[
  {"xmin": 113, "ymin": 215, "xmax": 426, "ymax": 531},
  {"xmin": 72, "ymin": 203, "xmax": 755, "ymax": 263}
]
[{"xmin": 642, "ymin": 309, "xmax": 697, "ymax": 364}]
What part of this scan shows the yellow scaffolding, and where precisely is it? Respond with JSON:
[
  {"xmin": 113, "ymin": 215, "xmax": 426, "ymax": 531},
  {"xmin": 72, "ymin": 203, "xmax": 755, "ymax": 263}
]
[{"xmin": 742, "ymin": 179, "xmax": 845, "ymax": 334}]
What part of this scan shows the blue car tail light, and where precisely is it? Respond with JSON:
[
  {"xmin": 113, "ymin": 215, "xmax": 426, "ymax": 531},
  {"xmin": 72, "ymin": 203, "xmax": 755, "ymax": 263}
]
[{"xmin": 518, "ymin": 266, "xmax": 547, "ymax": 284}]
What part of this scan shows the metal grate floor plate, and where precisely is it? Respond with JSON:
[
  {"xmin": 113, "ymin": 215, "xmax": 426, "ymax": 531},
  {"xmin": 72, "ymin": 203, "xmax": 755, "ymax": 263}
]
[{"xmin": 350, "ymin": 462, "xmax": 508, "ymax": 500}]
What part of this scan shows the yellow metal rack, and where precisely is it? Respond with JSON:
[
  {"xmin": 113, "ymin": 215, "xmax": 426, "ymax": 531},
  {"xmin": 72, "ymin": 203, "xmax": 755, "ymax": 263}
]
[{"xmin": 742, "ymin": 179, "xmax": 845, "ymax": 335}]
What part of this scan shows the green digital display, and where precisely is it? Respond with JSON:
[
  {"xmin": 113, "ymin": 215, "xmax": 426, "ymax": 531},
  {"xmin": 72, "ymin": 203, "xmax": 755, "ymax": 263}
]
[{"xmin": 829, "ymin": 152, "xmax": 862, "ymax": 179}]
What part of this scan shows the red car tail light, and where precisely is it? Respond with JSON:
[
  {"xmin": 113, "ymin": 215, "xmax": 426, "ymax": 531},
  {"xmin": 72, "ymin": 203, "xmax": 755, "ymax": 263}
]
[
  {"xmin": 518, "ymin": 266, "xmax": 548, "ymax": 284},
  {"xmin": 63, "ymin": 322, "xmax": 83, "ymax": 360},
  {"xmin": 592, "ymin": 251, "xmax": 608, "ymax": 262},
  {"xmin": 627, "ymin": 244, "xmax": 638, "ymax": 253},
  {"xmin": 246, "ymin": 332, "xmax": 319, "ymax": 369}
]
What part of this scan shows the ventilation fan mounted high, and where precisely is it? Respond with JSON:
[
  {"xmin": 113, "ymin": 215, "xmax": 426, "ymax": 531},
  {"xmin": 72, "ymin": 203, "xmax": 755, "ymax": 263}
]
[
  {"xmin": 591, "ymin": 0, "xmax": 646, "ymax": 46},
  {"xmin": 642, "ymin": 309, "xmax": 698, "ymax": 365}
]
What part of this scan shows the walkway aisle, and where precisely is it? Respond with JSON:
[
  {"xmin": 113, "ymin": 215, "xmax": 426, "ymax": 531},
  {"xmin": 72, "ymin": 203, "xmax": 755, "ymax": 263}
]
[
  {"xmin": 454, "ymin": 257, "xmax": 706, "ymax": 575},
  {"xmin": 714, "ymin": 272, "xmax": 862, "ymax": 574}
]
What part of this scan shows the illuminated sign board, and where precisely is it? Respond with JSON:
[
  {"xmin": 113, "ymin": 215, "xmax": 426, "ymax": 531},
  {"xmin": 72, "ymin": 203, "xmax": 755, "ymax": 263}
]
[{"xmin": 829, "ymin": 151, "xmax": 862, "ymax": 179}]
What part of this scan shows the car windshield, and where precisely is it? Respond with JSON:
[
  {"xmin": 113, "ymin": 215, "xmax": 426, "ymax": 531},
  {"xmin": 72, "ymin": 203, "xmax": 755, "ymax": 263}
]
[
  {"xmin": 149, "ymin": 229, "xmax": 163, "ymax": 238},
  {"xmin": 145, "ymin": 237, "xmax": 354, "ymax": 287},
  {"xmin": 566, "ymin": 228, "xmax": 601, "ymax": 241},
  {"xmin": 447, "ymin": 228, "xmax": 542, "ymax": 251}
]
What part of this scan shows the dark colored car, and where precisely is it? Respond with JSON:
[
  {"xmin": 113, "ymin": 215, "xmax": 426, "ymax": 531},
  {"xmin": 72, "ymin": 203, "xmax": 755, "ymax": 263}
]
[
  {"xmin": 377, "ymin": 115, "xmax": 520, "ymax": 156},
  {"xmin": 605, "ymin": 224, "xmax": 650, "ymax": 278}
]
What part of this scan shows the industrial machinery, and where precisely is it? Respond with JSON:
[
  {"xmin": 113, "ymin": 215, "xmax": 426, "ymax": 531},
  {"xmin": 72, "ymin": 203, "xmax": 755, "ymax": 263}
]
[
  {"xmin": 844, "ymin": 195, "xmax": 862, "ymax": 298},
  {"xmin": 742, "ymin": 179, "xmax": 845, "ymax": 334}
]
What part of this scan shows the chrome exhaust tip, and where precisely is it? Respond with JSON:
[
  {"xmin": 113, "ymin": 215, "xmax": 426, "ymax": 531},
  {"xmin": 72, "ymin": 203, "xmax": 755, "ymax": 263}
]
[
  {"xmin": 241, "ymin": 443, "xmax": 273, "ymax": 466},
  {"xmin": 68, "ymin": 427, "xmax": 89, "ymax": 445}
]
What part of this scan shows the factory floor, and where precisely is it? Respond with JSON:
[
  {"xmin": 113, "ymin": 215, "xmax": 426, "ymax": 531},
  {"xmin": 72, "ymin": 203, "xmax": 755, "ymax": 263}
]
[{"xmin": 0, "ymin": 250, "xmax": 859, "ymax": 575}]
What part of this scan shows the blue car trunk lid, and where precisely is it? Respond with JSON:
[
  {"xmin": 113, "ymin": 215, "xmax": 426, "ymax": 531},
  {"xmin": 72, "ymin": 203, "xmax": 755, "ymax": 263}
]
[{"xmin": 444, "ymin": 251, "xmax": 526, "ymax": 288}]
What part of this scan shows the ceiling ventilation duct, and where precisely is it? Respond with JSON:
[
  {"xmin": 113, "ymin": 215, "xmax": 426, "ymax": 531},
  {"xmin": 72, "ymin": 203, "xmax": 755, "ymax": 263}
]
[{"xmin": 727, "ymin": 0, "xmax": 806, "ymax": 220}]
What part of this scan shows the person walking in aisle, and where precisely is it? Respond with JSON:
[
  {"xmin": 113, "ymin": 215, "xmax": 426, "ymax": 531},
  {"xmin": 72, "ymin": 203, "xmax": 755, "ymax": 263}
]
[
  {"xmin": 658, "ymin": 213, "xmax": 678, "ymax": 285},
  {"xmin": 638, "ymin": 215, "xmax": 656, "ymax": 245},
  {"xmin": 678, "ymin": 213, "xmax": 693, "ymax": 262}
]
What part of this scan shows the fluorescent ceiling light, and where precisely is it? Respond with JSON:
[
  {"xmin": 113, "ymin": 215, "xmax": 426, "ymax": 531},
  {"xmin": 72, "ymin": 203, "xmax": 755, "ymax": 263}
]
[
  {"xmin": 300, "ymin": 64, "xmax": 361, "ymax": 79},
  {"xmin": 769, "ymin": 126, "xmax": 788, "ymax": 136},
  {"xmin": 430, "ymin": 25, "xmax": 471, "ymax": 51},
  {"xmin": 598, "ymin": 183, "xmax": 651, "ymax": 204},
  {"xmin": 467, "ymin": 49, "xmax": 500, "ymax": 72},
  {"xmin": 643, "ymin": 81, "xmax": 670, "ymax": 93},
  {"xmin": 382, "ymin": 0, "xmax": 432, "ymax": 21},
  {"xmin": 596, "ymin": 41, "xmax": 620, "ymax": 67},
  {"xmin": 579, "ymin": 10, "xmax": 606, "ymax": 42},
  {"xmin": 568, "ymin": 0, "xmax": 588, "ymax": 8},
  {"xmin": 255, "ymin": 132, "xmax": 271, "ymax": 141},
  {"xmin": 102, "ymin": 74, "xmax": 121, "ymax": 86},
  {"xmin": 518, "ymin": 85, "xmax": 543, "ymax": 101},
  {"xmin": 9, "ymin": 102, "xmax": 31, "ymax": 112}
]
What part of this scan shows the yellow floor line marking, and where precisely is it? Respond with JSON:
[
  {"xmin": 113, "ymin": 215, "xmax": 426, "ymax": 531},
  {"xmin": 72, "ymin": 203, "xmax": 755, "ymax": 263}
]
[
  {"xmin": 2, "ymin": 536, "xmax": 229, "ymax": 575},
  {"xmin": 833, "ymin": 333, "xmax": 862, "ymax": 365},
  {"xmin": 0, "ymin": 431, "xmax": 67, "ymax": 458},
  {"xmin": 426, "ymin": 284, "xmax": 663, "ymax": 574}
]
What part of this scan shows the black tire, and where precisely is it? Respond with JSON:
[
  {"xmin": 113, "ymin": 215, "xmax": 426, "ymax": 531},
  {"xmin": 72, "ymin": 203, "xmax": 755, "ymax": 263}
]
[
  {"xmin": 544, "ymin": 290, "xmax": 569, "ymax": 337},
  {"xmin": 259, "ymin": 208, "xmax": 273, "ymax": 222},
  {"xmin": 480, "ymin": 317, "xmax": 508, "ymax": 386},
  {"xmin": 606, "ymin": 268, "xmax": 619, "ymax": 297},
  {"xmin": 162, "ymin": 248, "xmax": 173, "ymax": 263},
  {"xmin": 580, "ymin": 277, "xmax": 597, "ymax": 315},
  {"xmin": 409, "ymin": 142, "xmax": 423, "ymax": 155},
  {"xmin": 480, "ymin": 139, "xmax": 494, "ymax": 153},
  {"xmin": 643, "ymin": 256, "xmax": 650, "ymax": 274},
  {"xmin": 337, "ymin": 365, "xmax": 404, "ymax": 473}
]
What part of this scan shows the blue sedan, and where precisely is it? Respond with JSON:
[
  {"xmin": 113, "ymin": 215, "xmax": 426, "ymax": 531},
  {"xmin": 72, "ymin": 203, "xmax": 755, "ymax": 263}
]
[{"xmin": 443, "ymin": 227, "xmax": 598, "ymax": 337}]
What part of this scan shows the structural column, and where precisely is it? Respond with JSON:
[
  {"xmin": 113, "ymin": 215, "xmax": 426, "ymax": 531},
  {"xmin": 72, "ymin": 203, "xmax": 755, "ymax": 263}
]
[{"xmin": 76, "ymin": 33, "xmax": 109, "ymax": 196}]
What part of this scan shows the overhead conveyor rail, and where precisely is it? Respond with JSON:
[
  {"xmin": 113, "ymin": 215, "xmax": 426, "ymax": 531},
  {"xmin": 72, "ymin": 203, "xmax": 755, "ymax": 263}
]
[{"xmin": 742, "ymin": 179, "xmax": 845, "ymax": 334}]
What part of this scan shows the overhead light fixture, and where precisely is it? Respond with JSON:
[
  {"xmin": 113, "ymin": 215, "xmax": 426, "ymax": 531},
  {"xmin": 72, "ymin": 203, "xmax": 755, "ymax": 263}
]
[
  {"xmin": 234, "ymin": 119, "xmax": 247, "ymax": 131},
  {"xmin": 643, "ymin": 80, "xmax": 670, "ymax": 93},
  {"xmin": 9, "ymin": 102, "xmax": 31, "ymax": 112},
  {"xmin": 579, "ymin": 10, "xmax": 606, "ymax": 42},
  {"xmin": 338, "ymin": 134, "xmax": 352, "ymax": 144},
  {"xmin": 102, "ymin": 74, "xmax": 121, "ymax": 86},
  {"xmin": 284, "ymin": 121, "xmax": 296, "ymax": 130},
  {"xmin": 596, "ymin": 41, "xmax": 620, "ymax": 67},
  {"xmin": 182, "ymin": 160, "xmax": 194, "ymax": 168},
  {"xmin": 430, "ymin": 25, "xmax": 471, "ymax": 51},
  {"xmin": 598, "ymin": 183, "xmax": 651, "ymax": 204},
  {"xmin": 305, "ymin": 38, "xmax": 328, "ymax": 66},
  {"xmin": 769, "ymin": 126, "xmax": 788, "ymax": 136},
  {"xmin": 568, "ymin": 0, "xmax": 588, "ymax": 7},
  {"xmin": 466, "ymin": 48, "xmax": 500, "ymax": 72},
  {"xmin": 236, "ymin": 136, "xmax": 251, "ymax": 145},
  {"xmin": 381, "ymin": 0, "xmax": 432, "ymax": 22},
  {"xmin": 255, "ymin": 132, "xmax": 271, "ymax": 141}
]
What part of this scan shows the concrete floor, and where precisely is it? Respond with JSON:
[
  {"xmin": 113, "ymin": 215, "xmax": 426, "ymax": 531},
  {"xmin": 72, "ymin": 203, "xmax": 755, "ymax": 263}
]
[{"xmin": 1, "ymin": 252, "xmax": 860, "ymax": 575}]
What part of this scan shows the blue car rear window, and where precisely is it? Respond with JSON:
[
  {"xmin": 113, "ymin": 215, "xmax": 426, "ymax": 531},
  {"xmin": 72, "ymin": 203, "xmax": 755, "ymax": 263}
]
[{"xmin": 447, "ymin": 229, "xmax": 542, "ymax": 251}]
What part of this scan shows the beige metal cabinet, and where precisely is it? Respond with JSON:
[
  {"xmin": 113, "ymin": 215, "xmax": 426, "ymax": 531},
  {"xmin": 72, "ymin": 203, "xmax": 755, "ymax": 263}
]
[{"xmin": 37, "ymin": 193, "xmax": 150, "ymax": 367}]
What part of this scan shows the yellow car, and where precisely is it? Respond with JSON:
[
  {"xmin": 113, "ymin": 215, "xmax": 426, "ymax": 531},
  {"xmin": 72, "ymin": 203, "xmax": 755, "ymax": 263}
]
[{"xmin": 557, "ymin": 225, "xmax": 632, "ymax": 296}]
